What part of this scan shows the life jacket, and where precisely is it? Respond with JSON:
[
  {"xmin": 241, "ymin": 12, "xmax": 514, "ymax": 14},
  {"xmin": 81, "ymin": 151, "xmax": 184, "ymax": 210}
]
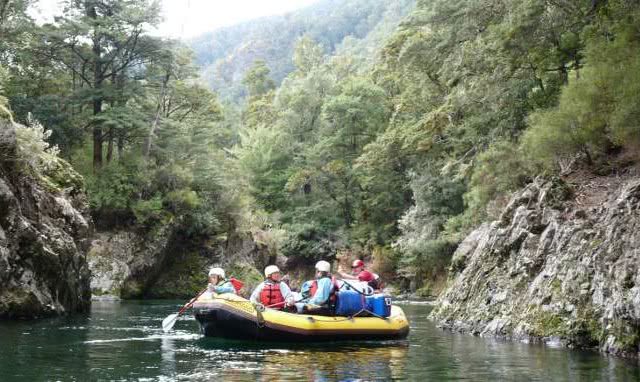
[
  {"xmin": 259, "ymin": 281, "xmax": 285, "ymax": 307},
  {"xmin": 368, "ymin": 273, "xmax": 383, "ymax": 291},
  {"xmin": 309, "ymin": 276, "xmax": 339, "ymax": 306},
  {"xmin": 229, "ymin": 278, "xmax": 244, "ymax": 294}
]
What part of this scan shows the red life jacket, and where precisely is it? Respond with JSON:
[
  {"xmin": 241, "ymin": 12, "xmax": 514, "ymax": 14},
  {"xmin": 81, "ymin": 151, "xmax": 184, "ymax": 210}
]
[
  {"xmin": 229, "ymin": 277, "xmax": 244, "ymax": 293},
  {"xmin": 310, "ymin": 276, "xmax": 339, "ymax": 305},
  {"xmin": 259, "ymin": 281, "xmax": 285, "ymax": 307}
]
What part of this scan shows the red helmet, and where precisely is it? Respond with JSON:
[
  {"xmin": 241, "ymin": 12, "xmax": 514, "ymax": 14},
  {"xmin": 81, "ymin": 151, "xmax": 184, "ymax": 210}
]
[{"xmin": 351, "ymin": 259, "xmax": 365, "ymax": 268}]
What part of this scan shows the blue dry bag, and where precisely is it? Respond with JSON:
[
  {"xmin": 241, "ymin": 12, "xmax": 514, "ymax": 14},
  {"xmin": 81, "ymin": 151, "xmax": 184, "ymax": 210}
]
[{"xmin": 335, "ymin": 290, "xmax": 366, "ymax": 316}]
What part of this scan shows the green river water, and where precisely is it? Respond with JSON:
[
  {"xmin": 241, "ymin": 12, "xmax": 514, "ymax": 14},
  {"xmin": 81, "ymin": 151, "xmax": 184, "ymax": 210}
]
[{"xmin": 0, "ymin": 301, "xmax": 639, "ymax": 381}]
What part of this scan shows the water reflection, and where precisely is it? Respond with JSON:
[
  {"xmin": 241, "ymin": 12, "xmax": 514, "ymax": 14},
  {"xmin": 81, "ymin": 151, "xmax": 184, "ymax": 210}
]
[
  {"xmin": 161, "ymin": 337, "xmax": 176, "ymax": 377},
  {"xmin": 181, "ymin": 341, "xmax": 409, "ymax": 381}
]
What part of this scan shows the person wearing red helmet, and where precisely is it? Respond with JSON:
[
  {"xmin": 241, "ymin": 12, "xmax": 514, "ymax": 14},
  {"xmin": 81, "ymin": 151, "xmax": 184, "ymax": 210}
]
[{"xmin": 337, "ymin": 259, "xmax": 375, "ymax": 283}]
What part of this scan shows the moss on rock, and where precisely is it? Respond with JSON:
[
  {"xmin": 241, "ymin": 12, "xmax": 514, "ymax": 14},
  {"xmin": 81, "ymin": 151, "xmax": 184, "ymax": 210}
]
[
  {"xmin": 530, "ymin": 310, "xmax": 568, "ymax": 337},
  {"xmin": 227, "ymin": 262, "xmax": 263, "ymax": 295},
  {"xmin": 145, "ymin": 252, "xmax": 207, "ymax": 299}
]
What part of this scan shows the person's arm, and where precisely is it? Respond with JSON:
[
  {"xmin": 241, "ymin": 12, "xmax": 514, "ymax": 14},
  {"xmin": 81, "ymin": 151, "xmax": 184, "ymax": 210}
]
[
  {"xmin": 214, "ymin": 281, "xmax": 236, "ymax": 294},
  {"xmin": 280, "ymin": 282, "xmax": 292, "ymax": 300},
  {"xmin": 249, "ymin": 282, "xmax": 264, "ymax": 304},
  {"xmin": 336, "ymin": 270, "xmax": 358, "ymax": 280},
  {"xmin": 308, "ymin": 278, "xmax": 331, "ymax": 305}
]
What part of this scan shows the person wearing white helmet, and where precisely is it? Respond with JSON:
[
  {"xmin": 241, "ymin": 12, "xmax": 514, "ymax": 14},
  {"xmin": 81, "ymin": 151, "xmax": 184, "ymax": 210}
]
[
  {"xmin": 207, "ymin": 267, "xmax": 236, "ymax": 294},
  {"xmin": 295, "ymin": 260, "xmax": 338, "ymax": 314},
  {"xmin": 249, "ymin": 265, "xmax": 292, "ymax": 309}
]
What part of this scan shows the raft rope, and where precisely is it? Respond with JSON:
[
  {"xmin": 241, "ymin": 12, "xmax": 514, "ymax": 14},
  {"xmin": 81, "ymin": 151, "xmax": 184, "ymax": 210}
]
[
  {"xmin": 338, "ymin": 279, "xmax": 375, "ymax": 296},
  {"xmin": 302, "ymin": 308, "xmax": 388, "ymax": 322}
]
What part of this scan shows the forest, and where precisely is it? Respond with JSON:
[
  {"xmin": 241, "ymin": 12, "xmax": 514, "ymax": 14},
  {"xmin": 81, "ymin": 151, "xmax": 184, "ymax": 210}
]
[{"xmin": 1, "ymin": 0, "xmax": 640, "ymax": 296}]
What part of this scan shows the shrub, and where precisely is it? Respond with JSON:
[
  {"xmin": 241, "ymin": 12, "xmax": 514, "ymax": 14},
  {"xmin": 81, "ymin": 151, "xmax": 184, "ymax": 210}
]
[
  {"xmin": 132, "ymin": 197, "xmax": 167, "ymax": 226},
  {"xmin": 463, "ymin": 141, "xmax": 531, "ymax": 223},
  {"xmin": 522, "ymin": 18, "xmax": 640, "ymax": 170},
  {"xmin": 14, "ymin": 115, "xmax": 60, "ymax": 171}
]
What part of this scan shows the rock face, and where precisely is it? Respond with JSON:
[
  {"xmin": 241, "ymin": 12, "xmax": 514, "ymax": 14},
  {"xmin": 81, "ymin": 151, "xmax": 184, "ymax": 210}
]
[
  {"xmin": 431, "ymin": 178, "xmax": 640, "ymax": 357},
  {"xmin": 87, "ymin": 228, "xmax": 267, "ymax": 299},
  {"xmin": 88, "ymin": 228, "xmax": 173, "ymax": 299},
  {"xmin": 0, "ymin": 122, "xmax": 91, "ymax": 318}
]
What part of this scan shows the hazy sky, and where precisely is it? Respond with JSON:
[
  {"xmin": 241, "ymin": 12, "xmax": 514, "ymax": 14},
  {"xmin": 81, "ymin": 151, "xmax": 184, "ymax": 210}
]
[{"xmin": 30, "ymin": 0, "xmax": 320, "ymax": 38}]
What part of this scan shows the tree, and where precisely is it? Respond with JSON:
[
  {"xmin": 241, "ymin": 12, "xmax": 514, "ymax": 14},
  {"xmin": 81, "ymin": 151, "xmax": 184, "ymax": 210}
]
[
  {"xmin": 306, "ymin": 78, "xmax": 389, "ymax": 227},
  {"xmin": 242, "ymin": 60, "xmax": 275, "ymax": 99},
  {"xmin": 36, "ymin": 0, "xmax": 162, "ymax": 169},
  {"xmin": 292, "ymin": 35, "xmax": 325, "ymax": 76}
]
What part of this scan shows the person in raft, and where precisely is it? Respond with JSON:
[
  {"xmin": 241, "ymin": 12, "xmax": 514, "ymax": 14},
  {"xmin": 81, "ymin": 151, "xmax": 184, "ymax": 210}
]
[
  {"xmin": 337, "ymin": 259, "xmax": 374, "ymax": 283},
  {"xmin": 250, "ymin": 265, "xmax": 293, "ymax": 309},
  {"xmin": 295, "ymin": 260, "xmax": 338, "ymax": 314},
  {"xmin": 207, "ymin": 267, "xmax": 236, "ymax": 294}
]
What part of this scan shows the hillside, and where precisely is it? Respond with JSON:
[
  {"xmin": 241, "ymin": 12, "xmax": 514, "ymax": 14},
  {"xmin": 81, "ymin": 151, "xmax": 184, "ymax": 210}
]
[{"xmin": 190, "ymin": 0, "xmax": 415, "ymax": 100}]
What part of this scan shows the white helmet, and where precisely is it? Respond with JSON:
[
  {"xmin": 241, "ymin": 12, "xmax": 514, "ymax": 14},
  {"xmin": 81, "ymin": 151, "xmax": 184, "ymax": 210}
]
[
  {"xmin": 315, "ymin": 260, "xmax": 331, "ymax": 273},
  {"xmin": 264, "ymin": 265, "xmax": 280, "ymax": 277},
  {"xmin": 208, "ymin": 267, "xmax": 225, "ymax": 278}
]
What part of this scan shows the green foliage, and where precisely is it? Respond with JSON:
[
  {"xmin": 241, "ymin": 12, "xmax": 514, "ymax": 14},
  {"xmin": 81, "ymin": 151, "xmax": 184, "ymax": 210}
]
[
  {"xmin": 13, "ymin": 117, "xmax": 85, "ymax": 193},
  {"xmin": 132, "ymin": 197, "xmax": 166, "ymax": 226},
  {"xmin": 394, "ymin": 168, "xmax": 464, "ymax": 277},
  {"xmin": 192, "ymin": 0, "xmax": 416, "ymax": 101},
  {"xmin": 293, "ymin": 35, "xmax": 325, "ymax": 76},
  {"xmin": 14, "ymin": 117, "xmax": 60, "ymax": 172},
  {"xmin": 146, "ymin": 252, "xmax": 208, "ymax": 298},
  {"xmin": 228, "ymin": 0, "xmax": 634, "ymax": 285},
  {"xmin": 522, "ymin": 14, "xmax": 640, "ymax": 169},
  {"xmin": 463, "ymin": 142, "xmax": 532, "ymax": 224},
  {"xmin": 226, "ymin": 262, "xmax": 264, "ymax": 294},
  {"xmin": 236, "ymin": 126, "xmax": 294, "ymax": 212},
  {"xmin": 280, "ymin": 223, "xmax": 342, "ymax": 261},
  {"xmin": 85, "ymin": 158, "xmax": 143, "ymax": 216},
  {"xmin": 4, "ymin": 0, "xmax": 640, "ymax": 295},
  {"xmin": 0, "ymin": 66, "xmax": 12, "ymax": 122},
  {"xmin": 242, "ymin": 60, "xmax": 276, "ymax": 100}
]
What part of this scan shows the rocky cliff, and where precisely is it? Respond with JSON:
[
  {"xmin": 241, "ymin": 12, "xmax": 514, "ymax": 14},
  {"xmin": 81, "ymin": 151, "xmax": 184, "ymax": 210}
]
[
  {"xmin": 431, "ymin": 176, "xmax": 640, "ymax": 357},
  {"xmin": 0, "ymin": 121, "xmax": 91, "ymax": 318},
  {"xmin": 88, "ymin": 227, "xmax": 268, "ymax": 299}
]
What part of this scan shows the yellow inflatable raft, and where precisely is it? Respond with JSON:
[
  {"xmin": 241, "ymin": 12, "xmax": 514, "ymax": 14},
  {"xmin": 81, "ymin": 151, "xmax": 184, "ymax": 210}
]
[{"xmin": 192, "ymin": 293, "xmax": 410, "ymax": 342}]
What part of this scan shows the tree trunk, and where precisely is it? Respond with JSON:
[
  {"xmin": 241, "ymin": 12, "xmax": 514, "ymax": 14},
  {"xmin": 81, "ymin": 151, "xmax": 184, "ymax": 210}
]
[
  {"xmin": 559, "ymin": 64, "xmax": 568, "ymax": 85},
  {"xmin": 343, "ymin": 195, "xmax": 352, "ymax": 227},
  {"xmin": 144, "ymin": 72, "xmax": 170, "ymax": 158},
  {"xmin": 106, "ymin": 128, "xmax": 114, "ymax": 163},
  {"xmin": 117, "ymin": 134, "xmax": 124, "ymax": 162},
  {"xmin": 0, "ymin": 0, "xmax": 9, "ymax": 29},
  {"xmin": 583, "ymin": 146, "xmax": 594, "ymax": 166},
  {"xmin": 88, "ymin": 2, "xmax": 103, "ymax": 171},
  {"xmin": 92, "ymin": 99, "xmax": 103, "ymax": 169}
]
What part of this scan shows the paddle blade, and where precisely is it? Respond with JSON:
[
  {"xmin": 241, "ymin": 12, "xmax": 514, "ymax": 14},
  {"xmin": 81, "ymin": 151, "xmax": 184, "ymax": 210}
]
[{"xmin": 162, "ymin": 313, "xmax": 179, "ymax": 332}]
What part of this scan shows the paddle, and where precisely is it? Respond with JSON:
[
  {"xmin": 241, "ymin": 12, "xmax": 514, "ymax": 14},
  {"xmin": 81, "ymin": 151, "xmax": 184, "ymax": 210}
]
[
  {"xmin": 162, "ymin": 287, "xmax": 208, "ymax": 332},
  {"xmin": 262, "ymin": 296, "xmax": 310, "ymax": 310}
]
